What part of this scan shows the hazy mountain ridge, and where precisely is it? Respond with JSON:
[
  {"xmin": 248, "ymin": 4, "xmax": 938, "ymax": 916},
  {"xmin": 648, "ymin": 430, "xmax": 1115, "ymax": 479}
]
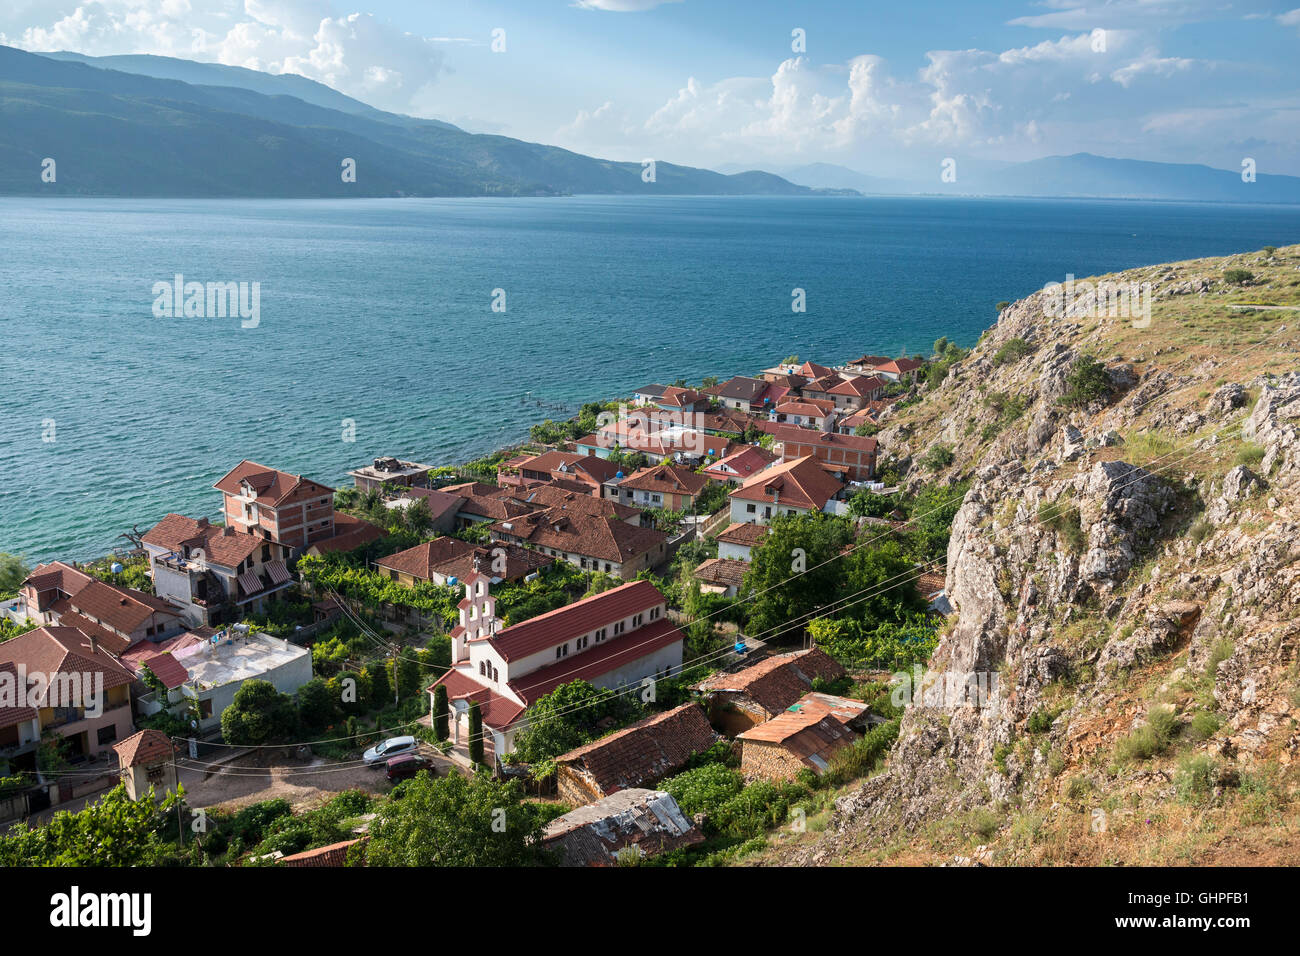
[{"xmin": 0, "ymin": 45, "xmax": 822, "ymax": 198}]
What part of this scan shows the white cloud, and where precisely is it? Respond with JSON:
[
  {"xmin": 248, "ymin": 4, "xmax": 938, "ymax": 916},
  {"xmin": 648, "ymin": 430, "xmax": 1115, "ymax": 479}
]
[{"xmin": 0, "ymin": 0, "xmax": 462, "ymax": 114}]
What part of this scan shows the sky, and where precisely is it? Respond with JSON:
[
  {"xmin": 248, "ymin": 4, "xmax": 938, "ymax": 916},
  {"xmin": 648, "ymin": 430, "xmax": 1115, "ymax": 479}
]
[{"xmin": 2, "ymin": 0, "xmax": 1298, "ymax": 177}]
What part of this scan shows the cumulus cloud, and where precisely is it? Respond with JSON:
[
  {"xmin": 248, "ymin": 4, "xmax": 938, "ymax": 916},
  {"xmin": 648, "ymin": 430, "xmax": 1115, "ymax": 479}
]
[{"xmin": 0, "ymin": 0, "xmax": 462, "ymax": 114}]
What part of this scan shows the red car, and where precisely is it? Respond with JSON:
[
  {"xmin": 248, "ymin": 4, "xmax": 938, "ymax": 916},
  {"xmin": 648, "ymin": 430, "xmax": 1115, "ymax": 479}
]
[{"xmin": 385, "ymin": 754, "xmax": 433, "ymax": 782}]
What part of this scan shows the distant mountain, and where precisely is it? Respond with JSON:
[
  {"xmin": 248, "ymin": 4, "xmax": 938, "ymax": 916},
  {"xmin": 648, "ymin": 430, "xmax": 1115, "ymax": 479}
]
[
  {"xmin": 0, "ymin": 45, "xmax": 821, "ymax": 198},
  {"xmin": 41, "ymin": 50, "xmax": 462, "ymax": 131},
  {"xmin": 959, "ymin": 152, "xmax": 1300, "ymax": 204},
  {"xmin": 717, "ymin": 153, "xmax": 1300, "ymax": 204}
]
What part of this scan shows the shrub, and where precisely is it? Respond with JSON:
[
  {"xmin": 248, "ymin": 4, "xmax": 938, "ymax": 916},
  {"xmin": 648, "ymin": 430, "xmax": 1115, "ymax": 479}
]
[
  {"xmin": 920, "ymin": 443, "xmax": 954, "ymax": 470},
  {"xmin": 1174, "ymin": 754, "xmax": 1221, "ymax": 804},
  {"xmin": 992, "ymin": 338, "xmax": 1031, "ymax": 367},
  {"xmin": 1059, "ymin": 355, "xmax": 1111, "ymax": 407},
  {"xmin": 1114, "ymin": 705, "xmax": 1177, "ymax": 763},
  {"xmin": 1233, "ymin": 442, "xmax": 1265, "ymax": 468},
  {"xmin": 1037, "ymin": 499, "xmax": 1086, "ymax": 553},
  {"xmin": 1223, "ymin": 268, "xmax": 1254, "ymax": 285}
]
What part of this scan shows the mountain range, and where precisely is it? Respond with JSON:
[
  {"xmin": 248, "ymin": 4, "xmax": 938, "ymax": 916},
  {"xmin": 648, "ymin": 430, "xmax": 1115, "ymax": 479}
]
[{"xmin": 2, "ymin": 44, "xmax": 1298, "ymax": 203}]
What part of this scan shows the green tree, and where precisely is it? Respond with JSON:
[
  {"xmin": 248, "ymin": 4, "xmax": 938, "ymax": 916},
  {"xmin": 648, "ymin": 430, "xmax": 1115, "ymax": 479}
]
[
  {"xmin": 742, "ymin": 514, "xmax": 853, "ymax": 638},
  {"xmin": 220, "ymin": 679, "xmax": 298, "ymax": 745},
  {"xmin": 511, "ymin": 680, "xmax": 636, "ymax": 764},
  {"xmin": 0, "ymin": 784, "xmax": 180, "ymax": 866},
  {"xmin": 363, "ymin": 772, "xmax": 552, "ymax": 866},
  {"xmin": 468, "ymin": 700, "xmax": 484, "ymax": 766},
  {"xmin": 395, "ymin": 654, "xmax": 422, "ymax": 700},
  {"xmin": 295, "ymin": 678, "xmax": 340, "ymax": 732},
  {"xmin": 839, "ymin": 540, "xmax": 927, "ymax": 624},
  {"xmin": 367, "ymin": 660, "xmax": 392, "ymax": 706},
  {"xmin": 432, "ymin": 685, "xmax": 449, "ymax": 740},
  {"xmin": 0, "ymin": 553, "xmax": 29, "ymax": 597}
]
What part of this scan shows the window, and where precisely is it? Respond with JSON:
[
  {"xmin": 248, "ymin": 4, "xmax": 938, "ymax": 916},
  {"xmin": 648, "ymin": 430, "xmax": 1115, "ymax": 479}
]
[
  {"xmin": 146, "ymin": 765, "xmax": 166, "ymax": 785},
  {"xmin": 97, "ymin": 726, "xmax": 117, "ymax": 746},
  {"xmin": 556, "ymin": 644, "xmax": 569, "ymax": 658},
  {"xmin": 492, "ymin": 667, "xmax": 499, "ymax": 682},
  {"xmin": 650, "ymin": 607, "xmax": 659, "ymax": 620},
  {"xmin": 746, "ymin": 503, "xmax": 756, "ymax": 514},
  {"xmin": 479, "ymin": 661, "xmax": 487, "ymax": 676},
  {"xmin": 576, "ymin": 635, "xmax": 588, "ymax": 650},
  {"xmin": 604, "ymin": 563, "xmax": 612, "ymax": 573}
]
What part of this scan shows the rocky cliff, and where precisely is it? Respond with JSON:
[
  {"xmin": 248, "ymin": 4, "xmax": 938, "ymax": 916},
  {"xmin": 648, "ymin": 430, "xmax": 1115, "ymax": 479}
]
[{"xmin": 776, "ymin": 244, "xmax": 1300, "ymax": 865}]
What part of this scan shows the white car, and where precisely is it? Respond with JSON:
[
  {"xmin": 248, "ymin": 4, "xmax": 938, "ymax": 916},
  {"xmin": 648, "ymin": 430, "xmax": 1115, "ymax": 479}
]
[{"xmin": 363, "ymin": 735, "xmax": 418, "ymax": 766}]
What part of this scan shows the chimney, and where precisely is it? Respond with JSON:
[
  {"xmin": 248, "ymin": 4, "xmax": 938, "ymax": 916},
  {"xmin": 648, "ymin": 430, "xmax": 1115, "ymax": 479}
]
[{"xmin": 88, "ymin": 634, "xmax": 98, "ymax": 654}]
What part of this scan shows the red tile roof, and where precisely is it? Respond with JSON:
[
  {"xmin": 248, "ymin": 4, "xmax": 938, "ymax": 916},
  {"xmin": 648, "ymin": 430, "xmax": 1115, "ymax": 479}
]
[
  {"xmin": 768, "ymin": 424, "xmax": 879, "ymax": 455},
  {"xmin": 703, "ymin": 446, "xmax": 777, "ymax": 481},
  {"xmin": 693, "ymin": 557, "xmax": 750, "ymax": 590},
  {"xmin": 141, "ymin": 652, "xmax": 190, "ymax": 689},
  {"xmin": 715, "ymin": 522, "xmax": 770, "ymax": 547},
  {"xmin": 503, "ymin": 486, "xmax": 640, "ymax": 522},
  {"xmin": 0, "ymin": 662, "xmax": 38, "ymax": 727},
  {"xmin": 0, "ymin": 626, "xmax": 137, "ymax": 693},
  {"xmin": 279, "ymin": 838, "xmax": 363, "ymax": 867},
  {"xmin": 375, "ymin": 538, "xmax": 475, "ymax": 579},
  {"xmin": 22, "ymin": 561, "xmax": 94, "ymax": 599},
  {"xmin": 307, "ymin": 513, "xmax": 383, "ymax": 555},
  {"xmin": 508, "ymin": 617, "xmax": 685, "ymax": 704},
  {"xmin": 489, "ymin": 579, "xmax": 665, "ymax": 663},
  {"xmin": 214, "ymin": 459, "xmax": 334, "ymax": 505},
  {"xmin": 491, "ymin": 508, "xmax": 667, "ymax": 565},
  {"xmin": 827, "ymin": 376, "xmax": 885, "ymax": 397},
  {"xmin": 112, "ymin": 728, "xmax": 176, "ymax": 768},
  {"xmin": 694, "ymin": 648, "xmax": 846, "ymax": 715},
  {"xmin": 143, "ymin": 514, "xmax": 260, "ymax": 568},
  {"xmin": 618, "ymin": 464, "xmax": 709, "ymax": 497},
  {"xmin": 738, "ymin": 712, "xmax": 856, "ymax": 771},
  {"xmin": 429, "ymin": 667, "xmax": 528, "ymax": 729},
  {"xmin": 728, "ymin": 455, "xmax": 844, "ymax": 511},
  {"xmin": 556, "ymin": 703, "xmax": 720, "ymax": 796}
]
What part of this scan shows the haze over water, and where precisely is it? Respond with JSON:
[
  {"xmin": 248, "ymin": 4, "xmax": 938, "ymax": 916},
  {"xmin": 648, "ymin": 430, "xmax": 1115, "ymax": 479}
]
[{"xmin": 3, "ymin": 194, "xmax": 1298, "ymax": 563}]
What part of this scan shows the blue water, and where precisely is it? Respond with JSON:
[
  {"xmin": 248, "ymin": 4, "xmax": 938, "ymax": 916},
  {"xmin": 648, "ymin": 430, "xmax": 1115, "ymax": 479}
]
[{"xmin": 2, "ymin": 194, "xmax": 1298, "ymax": 563}]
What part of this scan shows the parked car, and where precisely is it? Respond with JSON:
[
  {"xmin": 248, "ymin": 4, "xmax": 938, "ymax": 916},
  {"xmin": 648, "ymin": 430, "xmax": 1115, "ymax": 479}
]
[
  {"xmin": 385, "ymin": 754, "xmax": 433, "ymax": 782},
  {"xmin": 363, "ymin": 735, "xmax": 418, "ymax": 766}
]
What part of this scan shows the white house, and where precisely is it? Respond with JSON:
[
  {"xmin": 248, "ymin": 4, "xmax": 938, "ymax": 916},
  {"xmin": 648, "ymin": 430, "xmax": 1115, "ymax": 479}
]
[{"xmin": 429, "ymin": 575, "xmax": 685, "ymax": 763}]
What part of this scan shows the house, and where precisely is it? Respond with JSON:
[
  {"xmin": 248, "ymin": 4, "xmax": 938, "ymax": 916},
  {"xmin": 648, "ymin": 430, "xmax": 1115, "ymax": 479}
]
[
  {"xmin": 612, "ymin": 464, "xmax": 709, "ymax": 512},
  {"xmin": 769, "ymin": 399, "xmax": 836, "ymax": 429},
  {"xmin": 768, "ymin": 425, "xmax": 879, "ymax": 482},
  {"xmin": 835, "ymin": 407, "xmax": 878, "ymax": 435},
  {"xmin": 737, "ymin": 711, "xmax": 856, "ymax": 781},
  {"xmin": 794, "ymin": 360, "xmax": 834, "ymax": 380},
  {"xmin": 654, "ymin": 386, "xmax": 711, "ymax": 413},
  {"xmin": 576, "ymin": 420, "xmax": 725, "ymax": 465},
  {"xmin": 824, "ymin": 375, "xmax": 886, "ymax": 410},
  {"xmin": 134, "ymin": 628, "xmax": 312, "ymax": 732},
  {"xmin": 18, "ymin": 563, "xmax": 187, "ymax": 653},
  {"xmin": 0, "ymin": 626, "xmax": 137, "ymax": 762},
  {"xmin": 692, "ymin": 557, "xmax": 750, "ymax": 597},
  {"xmin": 510, "ymin": 451, "xmax": 620, "ymax": 496},
  {"xmin": 301, "ymin": 513, "xmax": 384, "ymax": 556},
  {"xmin": 348, "ymin": 457, "xmax": 433, "ymax": 493},
  {"xmin": 553, "ymin": 702, "xmax": 720, "ymax": 805},
  {"xmin": 429, "ymin": 577, "xmax": 686, "ymax": 760},
  {"xmin": 504, "ymin": 485, "xmax": 642, "ymax": 525},
  {"xmin": 375, "ymin": 537, "xmax": 553, "ymax": 587},
  {"xmin": 447, "ymin": 485, "xmax": 537, "ymax": 528},
  {"xmin": 701, "ymin": 445, "xmax": 777, "ymax": 484},
  {"xmin": 786, "ymin": 691, "xmax": 877, "ymax": 731},
  {"xmin": 490, "ymin": 509, "xmax": 669, "ymax": 579},
  {"xmin": 872, "ymin": 357, "xmax": 925, "ymax": 383},
  {"xmin": 692, "ymin": 648, "xmax": 846, "ymax": 736},
  {"xmin": 214, "ymin": 460, "xmax": 336, "ymax": 554},
  {"xmin": 112, "ymin": 729, "xmax": 177, "ymax": 800},
  {"xmin": 727, "ymin": 455, "xmax": 845, "ymax": 526},
  {"xmin": 142, "ymin": 515, "xmax": 294, "ymax": 627},
  {"xmin": 541, "ymin": 789, "xmax": 703, "ymax": 866},
  {"xmin": 916, "ymin": 569, "xmax": 952, "ymax": 614},
  {"xmin": 715, "ymin": 522, "xmax": 769, "ymax": 562},
  {"xmin": 798, "ymin": 373, "xmax": 850, "ymax": 406},
  {"xmin": 846, "ymin": 354, "xmax": 893, "ymax": 373},
  {"xmin": 714, "ymin": 376, "xmax": 769, "ymax": 412},
  {"xmin": 632, "ymin": 384, "xmax": 669, "ymax": 405}
]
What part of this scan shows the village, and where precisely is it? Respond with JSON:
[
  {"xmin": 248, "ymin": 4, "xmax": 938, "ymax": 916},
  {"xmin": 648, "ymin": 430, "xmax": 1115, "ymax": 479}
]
[{"xmin": 0, "ymin": 350, "xmax": 955, "ymax": 866}]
